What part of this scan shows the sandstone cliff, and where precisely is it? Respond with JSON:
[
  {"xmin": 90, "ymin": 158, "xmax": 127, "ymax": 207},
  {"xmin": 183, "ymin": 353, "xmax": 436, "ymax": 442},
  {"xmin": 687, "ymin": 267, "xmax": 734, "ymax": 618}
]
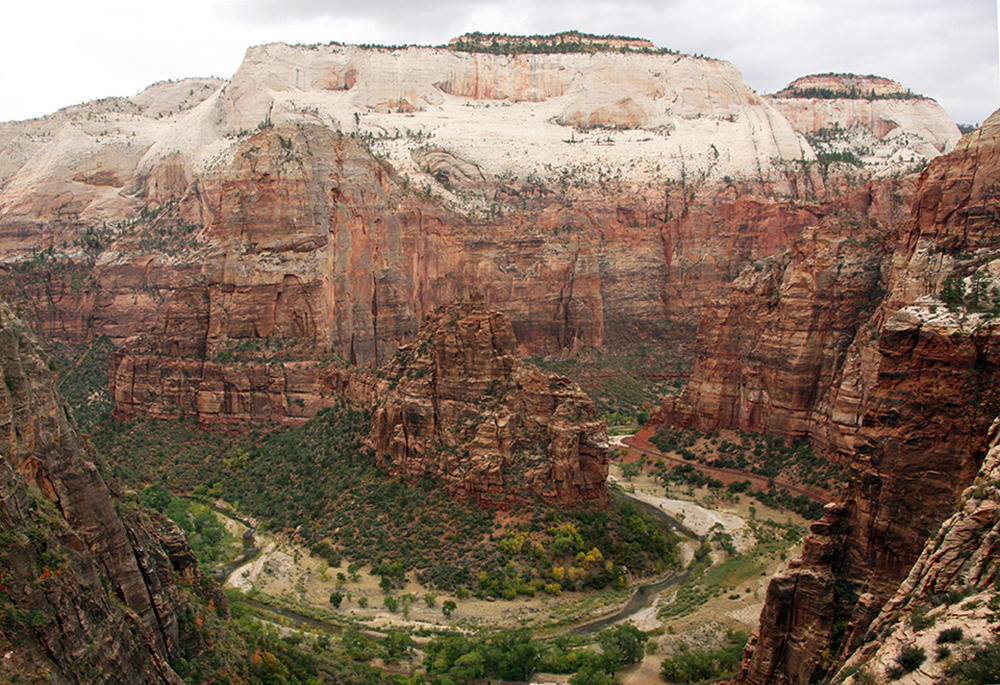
[
  {"xmin": 767, "ymin": 74, "xmax": 961, "ymax": 181},
  {"xmin": 0, "ymin": 40, "xmax": 958, "ymax": 377},
  {"xmin": 659, "ymin": 182, "xmax": 910, "ymax": 454},
  {"xmin": 825, "ymin": 411, "xmax": 1000, "ymax": 685},
  {"xmin": 698, "ymin": 112, "xmax": 1000, "ymax": 685},
  {"xmin": 0, "ymin": 300, "xmax": 222, "ymax": 684},
  {"xmin": 368, "ymin": 300, "xmax": 609, "ymax": 506}
]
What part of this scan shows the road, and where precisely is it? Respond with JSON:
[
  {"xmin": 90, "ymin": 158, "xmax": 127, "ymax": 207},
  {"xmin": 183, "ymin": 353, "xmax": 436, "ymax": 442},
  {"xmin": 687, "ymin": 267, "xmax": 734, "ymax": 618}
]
[{"xmin": 617, "ymin": 435, "xmax": 832, "ymax": 506}]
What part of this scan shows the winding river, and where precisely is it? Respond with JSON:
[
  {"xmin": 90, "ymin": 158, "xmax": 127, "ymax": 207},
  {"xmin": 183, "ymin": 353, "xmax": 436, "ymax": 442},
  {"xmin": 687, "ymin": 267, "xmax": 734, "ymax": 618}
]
[{"xmin": 197, "ymin": 487, "xmax": 702, "ymax": 637}]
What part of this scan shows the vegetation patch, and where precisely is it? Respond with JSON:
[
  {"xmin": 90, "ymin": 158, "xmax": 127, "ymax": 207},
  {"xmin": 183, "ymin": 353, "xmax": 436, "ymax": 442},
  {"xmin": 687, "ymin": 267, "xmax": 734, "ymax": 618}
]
[
  {"xmin": 93, "ymin": 403, "xmax": 679, "ymax": 601},
  {"xmin": 660, "ymin": 629, "xmax": 748, "ymax": 683},
  {"xmin": 651, "ymin": 425, "xmax": 844, "ymax": 495}
]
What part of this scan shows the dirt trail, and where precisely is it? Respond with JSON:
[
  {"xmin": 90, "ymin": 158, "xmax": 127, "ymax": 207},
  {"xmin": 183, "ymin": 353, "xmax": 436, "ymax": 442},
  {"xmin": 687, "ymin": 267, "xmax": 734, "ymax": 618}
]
[{"xmin": 620, "ymin": 435, "xmax": 832, "ymax": 506}]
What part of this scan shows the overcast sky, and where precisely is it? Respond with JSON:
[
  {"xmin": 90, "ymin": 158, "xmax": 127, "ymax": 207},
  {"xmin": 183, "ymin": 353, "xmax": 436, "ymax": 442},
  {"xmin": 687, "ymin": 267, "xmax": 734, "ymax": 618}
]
[{"xmin": 2, "ymin": 0, "xmax": 996, "ymax": 126}]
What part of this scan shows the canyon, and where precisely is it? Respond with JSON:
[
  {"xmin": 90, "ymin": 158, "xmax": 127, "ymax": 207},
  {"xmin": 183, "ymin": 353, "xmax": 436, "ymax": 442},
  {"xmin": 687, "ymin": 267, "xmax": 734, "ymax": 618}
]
[{"xmin": 0, "ymin": 30, "xmax": 993, "ymax": 685}]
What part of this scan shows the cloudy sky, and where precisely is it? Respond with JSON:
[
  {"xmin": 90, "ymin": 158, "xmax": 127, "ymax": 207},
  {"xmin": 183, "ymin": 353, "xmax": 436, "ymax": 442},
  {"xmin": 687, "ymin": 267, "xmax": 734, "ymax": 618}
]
[{"xmin": 3, "ymin": 0, "xmax": 997, "ymax": 126}]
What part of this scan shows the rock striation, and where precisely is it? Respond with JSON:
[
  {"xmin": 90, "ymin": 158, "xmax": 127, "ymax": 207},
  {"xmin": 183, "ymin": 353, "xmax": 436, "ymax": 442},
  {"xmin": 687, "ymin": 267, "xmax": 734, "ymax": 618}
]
[
  {"xmin": 830, "ymin": 414, "xmax": 1000, "ymax": 685},
  {"xmin": 0, "ymin": 39, "xmax": 958, "ymax": 371},
  {"xmin": 699, "ymin": 111, "xmax": 1000, "ymax": 685},
  {"xmin": 368, "ymin": 301, "xmax": 609, "ymax": 506},
  {"xmin": 767, "ymin": 74, "xmax": 961, "ymax": 177},
  {"xmin": 0, "ymin": 300, "xmax": 222, "ymax": 684},
  {"xmin": 659, "ymin": 184, "xmax": 908, "ymax": 452}
]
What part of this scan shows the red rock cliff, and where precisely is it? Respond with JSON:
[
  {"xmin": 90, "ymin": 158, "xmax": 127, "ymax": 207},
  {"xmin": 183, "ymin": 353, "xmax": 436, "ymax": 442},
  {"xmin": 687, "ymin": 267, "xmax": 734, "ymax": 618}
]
[
  {"xmin": 0, "ymin": 300, "xmax": 222, "ymax": 683},
  {"xmin": 731, "ymin": 112, "xmax": 1000, "ymax": 685},
  {"xmin": 369, "ymin": 301, "xmax": 609, "ymax": 507}
]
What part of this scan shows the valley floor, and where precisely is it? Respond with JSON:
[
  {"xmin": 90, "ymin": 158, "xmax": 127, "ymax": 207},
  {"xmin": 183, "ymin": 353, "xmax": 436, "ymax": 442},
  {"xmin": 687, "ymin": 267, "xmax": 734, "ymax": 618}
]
[{"xmin": 212, "ymin": 454, "xmax": 807, "ymax": 684}]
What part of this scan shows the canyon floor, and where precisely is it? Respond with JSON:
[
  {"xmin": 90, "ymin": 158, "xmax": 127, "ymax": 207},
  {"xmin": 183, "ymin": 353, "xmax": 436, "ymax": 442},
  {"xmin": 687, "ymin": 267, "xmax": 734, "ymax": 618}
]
[{"xmin": 213, "ymin": 451, "xmax": 806, "ymax": 683}]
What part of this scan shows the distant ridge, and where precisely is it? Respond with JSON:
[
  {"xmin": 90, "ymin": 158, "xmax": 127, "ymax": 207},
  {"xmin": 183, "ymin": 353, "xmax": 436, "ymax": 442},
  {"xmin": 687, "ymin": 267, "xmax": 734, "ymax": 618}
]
[
  {"xmin": 774, "ymin": 73, "xmax": 922, "ymax": 100},
  {"xmin": 446, "ymin": 30, "xmax": 672, "ymax": 54}
]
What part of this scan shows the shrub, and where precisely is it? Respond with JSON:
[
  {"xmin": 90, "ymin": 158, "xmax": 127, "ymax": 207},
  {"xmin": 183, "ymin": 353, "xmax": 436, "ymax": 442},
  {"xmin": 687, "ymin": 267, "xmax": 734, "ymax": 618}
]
[
  {"xmin": 660, "ymin": 630, "xmax": 747, "ymax": 683},
  {"xmin": 937, "ymin": 627, "xmax": 963, "ymax": 644},
  {"xmin": 910, "ymin": 610, "xmax": 935, "ymax": 631},
  {"xmin": 887, "ymin": 646, "xmax": 926, "ymax": 679},
  {"xmin": 947, "ymin": 635, "xmax": 1000, "ymax": 684}
]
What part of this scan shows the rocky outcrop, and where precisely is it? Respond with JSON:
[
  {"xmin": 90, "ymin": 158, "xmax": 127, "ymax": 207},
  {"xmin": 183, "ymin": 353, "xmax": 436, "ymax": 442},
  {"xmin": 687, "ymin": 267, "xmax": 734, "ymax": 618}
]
[
  {"xmin": 820, "ymin": 412, "xmax": 1000, "ymax": 685},
  {"xmin": 0, "ymin": 300, "xmax": 222, "ymax": 683},
  {"xmin": 658, "ymin": 179, "xmax": 913, "ymax": 450},
  {"xmin": 727, "ymin": 112, "xmax": 1000, "ymax": 685},
  {"xmin": 737, "ymin": 502, "xmax": 853, "ymax": 685},
  {"xmin": 767, "ymin": 74, "xmax": 961, "ymax": 174},
  {"xmin": 110, "ymin": 338, "xmax": 376, "ymax": 425},
  {"xmin": 369, "ymin": 301, "xmax": 609, "ymax": 507},
  {"xmin": 111, "ymin": 298, "xmax": 610, "ymax": 507},
  {"xmin": 828, "ymin": 421, "xmax": 1000, "ymax": 683}
]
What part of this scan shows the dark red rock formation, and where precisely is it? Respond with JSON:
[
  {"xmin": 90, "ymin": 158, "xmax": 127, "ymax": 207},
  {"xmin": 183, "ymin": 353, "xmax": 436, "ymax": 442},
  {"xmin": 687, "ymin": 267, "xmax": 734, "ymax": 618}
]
[
  {"xmin": 729, "ymin": 113, "xmax": 1000, "ymax": 685},
  {"xmin": 0, "ymin": 300, "xmax": 222, "ymax": 684},
  {"xmin": 368, "ymin": 301, "xmax": 609, "ymax": 507},
  {"xmin": 3, "ymin": 123, "xmax": 672, "ymax": 364},
  {"xmin": 658, "ymin": 180, "xmax": 912, "ymax": 453}
]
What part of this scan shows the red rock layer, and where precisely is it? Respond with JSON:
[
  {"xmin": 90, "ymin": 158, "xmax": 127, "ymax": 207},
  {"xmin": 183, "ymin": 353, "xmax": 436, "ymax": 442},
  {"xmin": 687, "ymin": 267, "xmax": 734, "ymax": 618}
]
[
  {"xmin": 368, "ymin": 301, "xmax": 609, "ymax": 507},
  {"xmin": 732, "ymin": 114, "xmax": 1000, "ymax": 685},
  {"xmin": 659, "ymin": 179, "xmax": 912, "ymax": 452},
  {"xmin": 0, "ymin": 300, "xmax": 222, "ymax": 683},
  {"xmin": 8, "ymin": 122, "xmax": 676, "ymax": 364}
]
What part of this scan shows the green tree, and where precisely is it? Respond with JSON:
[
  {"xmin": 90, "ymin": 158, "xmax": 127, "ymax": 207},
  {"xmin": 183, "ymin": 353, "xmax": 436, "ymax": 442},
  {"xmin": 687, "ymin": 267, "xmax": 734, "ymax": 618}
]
[
  {"xmin": 620, "ymin": 462, "xmax": 641, "ymax": 481},
  {"xmin": 450, "ymin": 650, "xmax": 486, "ymax": 683},
  {"xmin": 382, "ymin": 631, "xmax": 415, "ymax": 663},
  {"xmin": 329, "ymin": 591, "xmax": 343, "ymax": 608},
  {"xmin": 598, "ymin": 625, "xmax": 647, "ymax": 670},
  {"xmin": 494, "ymin": 630, "xmax": 539, "ymax": 682},
  {"xmin": 570, "ymin": 666, "xmax": 617, "ymax": 685},
  {"xmin": 140, "ymin": 484, "xmax": 172, "ymax": 512},
  {"xmin": 442, "ymin": 599, "xmax": 457, "ymax": 618}
]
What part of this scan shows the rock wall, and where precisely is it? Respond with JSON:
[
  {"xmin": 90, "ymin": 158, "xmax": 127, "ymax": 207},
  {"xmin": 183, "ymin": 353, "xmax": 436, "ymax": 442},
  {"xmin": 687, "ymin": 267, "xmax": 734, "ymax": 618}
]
[
  {"xmin": 0, "ymin": 41, "xmax": 958, "ymax": 370},
  {"xmin": 768, "ymin": 73, "xmax": 961, "ymax": 155},
  {"xmin": 368, "ymin": 301, "xmax": 609, "ymax": 507},
  {"xmin": 729, "ymin": 112, "xmax": 1000, "ymax": 685},
  {"xmin": 659, "ymin": 179, "xmax": 912, "ymax": 451},
  {"xmin": 829, "ymin": 415, "xmax": 1000, "ymax": 685},
  {"xmin": 0, "ymin": 300, "xmax": 221, "ymax": 684}
]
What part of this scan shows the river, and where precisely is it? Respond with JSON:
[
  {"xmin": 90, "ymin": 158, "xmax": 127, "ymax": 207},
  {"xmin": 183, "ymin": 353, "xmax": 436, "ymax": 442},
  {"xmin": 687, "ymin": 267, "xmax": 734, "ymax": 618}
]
[{"xmin": 196, "ymin": 487, "xmax": 702, "ymax": 638}]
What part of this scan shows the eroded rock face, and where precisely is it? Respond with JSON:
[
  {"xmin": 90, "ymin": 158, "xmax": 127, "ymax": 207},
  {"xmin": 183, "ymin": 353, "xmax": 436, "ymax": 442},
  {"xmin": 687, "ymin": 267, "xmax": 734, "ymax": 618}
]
[
  {"xmin": 658, "ymin": 178, "xmax": 914, "ymax": 452},
  {"xmin": 661, "ymin": 204, "xmax": 889, "ymax": 446},
  {"xmin": 0, "ymin": 41, "xmax": 957, "ymax": 369},
  {"xmin": 729, "ymin": 111, "xmax": 1000, "ymax": 685},
  {"xmin": 0, "ymin": 300, "xmax": 222, "ymax": 684},
  {"xmin": 826, "ymin": 415, "xmax": 1000, "ymax": 685},
  {"xmin": 368, "ymin": 301, "xmax": 609, "ymax": 507},
  {"xmin": 768, "ymin": 74, "xmax": 961, "ymax": 155}
]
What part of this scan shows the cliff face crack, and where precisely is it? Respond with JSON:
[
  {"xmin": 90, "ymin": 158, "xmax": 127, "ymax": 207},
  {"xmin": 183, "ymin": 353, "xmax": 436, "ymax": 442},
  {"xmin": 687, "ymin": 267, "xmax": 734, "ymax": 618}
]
[{"xmin": 371, "ymin": 272, "xmax": 379, "ymax": 365}]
